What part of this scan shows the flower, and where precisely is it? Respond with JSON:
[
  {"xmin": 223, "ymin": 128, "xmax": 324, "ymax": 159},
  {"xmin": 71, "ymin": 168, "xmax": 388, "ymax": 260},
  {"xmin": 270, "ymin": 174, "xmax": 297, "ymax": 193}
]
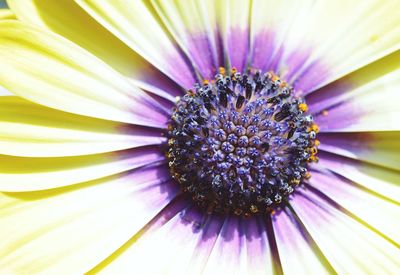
[{"xmin": 0, "ymin": 0, "xmax": 399, "ymax": 274}]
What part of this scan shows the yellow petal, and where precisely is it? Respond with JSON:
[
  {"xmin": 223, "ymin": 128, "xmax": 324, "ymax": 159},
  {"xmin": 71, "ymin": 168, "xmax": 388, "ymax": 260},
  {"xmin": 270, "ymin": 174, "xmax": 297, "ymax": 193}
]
[
  {"xmin": 0, "ymin": 147, "xmax": 164, "ymax": 192},
  {"xmin": 150, "ymin": 0, "xmax": 222, "ymax": 79},
  {"xmin": 89, "ymin": 206, "xmax": 273, "ymax": 275},
  {"xmin": 0, "ymin": 20, "xmax": 168, "ymax": 128},
  {"xmin": 282, "ymin": 0, "xmax": 400, "ymax": 92},
  {"xmin": 0, "ymin": 9, "xmax": 15, "ymax": 20},
  {"xmin": 248, "ymin": 0, "xmax": 400, "ymax": 92},
  {"xmin": 307, "ymin": 50, "xmax": 400, "ymax": 111},
  {"xmin": 88, "ymin": 200, "xmax": 201, "ymax": 274},
  {"xmin": 202, "ymin": 217, "xmax": 248, "ymax": 275},
  {"xmin": 291, "ymin": 190, "xmax": 400, "ymax": 274},
  {"xmin": 313, "ymin": 59, "xmax": 400, "ymax": 132},
  {"xmin": 76, "ymin": 0, "xmax": 197, "ymax": 88},
  {"xmin": 7, "ymin": 0, "xmax": 181, "ymax": 101},
  {"xmin": 0, "ymin": 96, "xmax": 165, "ymax": 157},
  {"xmin": 273, "ymin": 208, "xmax": 334, "ymax": 274},
  {"xmin": 249, "ymin": 0, "xmax": 295, "ymax": 71},
  {"xmin": 0, "ymin": 86, "xmax": 12, "ymax": 96},
  {"xmin": 318, "ymin": 132, "xmax": 400, "ymax": 171},
  {"xmin": 217, "ymin": 0, "xmax": 251, "ymax": 71},
  {"xmin": 318, "ymin": 152, "xmax": 400, "ymax": 203},
  {"xmin": 308, "ymin": 170, "xmax": 400, "ymax": 244},
  {"xmin": 0, "ymin": 166, "xmax": 178, "ymax": 274}
]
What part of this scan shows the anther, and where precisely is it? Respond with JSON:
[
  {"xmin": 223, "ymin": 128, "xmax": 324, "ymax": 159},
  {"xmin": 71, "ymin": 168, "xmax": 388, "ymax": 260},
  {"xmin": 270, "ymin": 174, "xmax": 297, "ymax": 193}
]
[{"xmin": 236, "ymin": 95, "xmax": 245, "ymax": 109}]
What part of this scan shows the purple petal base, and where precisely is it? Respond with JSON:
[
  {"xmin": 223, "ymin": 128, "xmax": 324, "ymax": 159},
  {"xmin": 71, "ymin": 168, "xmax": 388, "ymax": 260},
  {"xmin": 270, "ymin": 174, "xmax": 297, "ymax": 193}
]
[
  {"xmin": 250, "ymin": 30, "xmax": 278, "ymax": 72},
  {"xmin": 226, "ymin": 28, "xmax": 250, "ymax": 72},
  {"xmin": 185, "ymin": 32, "xmax": 221, "ymax": 80}
]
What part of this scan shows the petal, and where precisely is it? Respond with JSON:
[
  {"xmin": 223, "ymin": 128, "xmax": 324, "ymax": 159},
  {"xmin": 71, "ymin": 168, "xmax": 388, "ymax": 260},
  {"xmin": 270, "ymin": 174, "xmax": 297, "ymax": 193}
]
[
  {"xmin": 283, "ymin": 0, "xmax": 400, "ymax": 92},
  {"xmin": 0, "ymin": 86, "xmax": 12, "ymax": 96},
  {"xmin": 272, "ymin": 208, "xmax": 334, "ymax": 275},
  {"xmin": 312, "ymin": 59, "xmax": 400, "ymax": 132},
  {"xmin": 243, "ymin": 217, "xmax": 275, "ymax": 275},
  {"xmin": 306, "ymin": 50, "xmax": 400, "ymax": 112},
  {"xmin": 0, "ymin": 9, "xmax": 15, "ymax": 20},
  {"xmin": 249, "ymin": 0, "xmax": 301, "ymax": 73},
  {"xmin": 0, "ymin": 96, "xmax": 165, "ymax": 157},
  {"xmin": 8, "ymin": 0, "xmax": 181, "ymax": 101},
  {"xmin": 202, "ymin": 216, "xmax": 248, "ymax": 274},
  {"xmin": 0, "ymin": 146, "xmax": 165, "ymax": 192},
  {"xmin": 317, "ymin": 151, "xmax": 400, "ymax": 203},
  {"xmin": 317, "ymin": 132, "xmax": 400, "ymax": 171},
  {"xmin": 291, "ymin": 189, "xmax": 400, "ymax": 274},
  {"xmin": 76, "ymin": 0, "xmax": 197, "ymax": 88},
  {"xmin": 87, "ymin": 198, "xmax": 208, "ymax": 274},
  {"xmin": 202, "ymin": 216, "xmax": 279, "ymax": 275},
  {"xmin": 0, "ymin": 21, "xmax": 168, "ymax": 128},
  {"xmin": 217, "ymin": 0, "xmax": 251, "ymax": 71},
  {"xmin": 90, "ymin": 203, "xmax": 276, "ymax": 275},
  {"xmin": 307, "ymin": 169, "xmax": 400, "ymax": 244},
  {"xmin": 0, "ymin": 166, "xmax": 179, "ymax": 274},
  {"xmin": 150, "ymin": 0, "xmax": 222, "ymax": 79}
]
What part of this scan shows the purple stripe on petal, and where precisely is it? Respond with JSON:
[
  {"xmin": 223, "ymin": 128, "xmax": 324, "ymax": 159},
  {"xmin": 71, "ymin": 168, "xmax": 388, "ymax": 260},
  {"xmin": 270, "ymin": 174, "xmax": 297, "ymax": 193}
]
[
  {"xmin": 291, "ymin": 187, "xmax": 400, "ymax": 273},
  {"xmin": 316, "ymin": 133, "xmax": 400, "ymax": 171},
  {"xmin": 118, "ymin": 124, "xmax": 167, "ymax": 147},
  {"xmin": 227, "ymin": 28, "xmax": 250, "ymax": 72},
  {"xmin": 202, "ymin": 215, "xmax": 248, "ymax": 274},
  {"xmin": 244, "ymin": 217, "xmax": 275, "ymax": 275},
  {"xmin": 284, "ymin": 50, "xmax": 312, "ymax": 81},
  {"xmin": 306, "ymin": 170, "xmax": 400, "ymax": 245},
  {"xmin": 248, "ymin": 32, "xmax": 331, "ymax": 94},
  {"xmin": 186, "ymin": 212, "xmax": 226, "ymax": 274},
  {"xmin": 272, "ymin": 206, "xmax": 335, "ymax": 274},
  {"xmin": 127, "ymin": 92, "xmax": 172, "ymax": 128},
  {"xmin": 306, "ymin": 51, "xmax": 399, "ymax": 115},
  {"xmin": 292, "ymin": 61, "xmax": 331, "ymax": 94},
  {"xmin": 281, "ymin": 47, "xmax": 330, "ymax": 94},
  {"xmin": 312, "ymin": 100, "xmax": 362, "ymax": 132},
  {"xmin": 306, "ymin": 78, "xmax": 353, "ymax": 115},
  {"xmin": 250, "ymin": 30, "xmax": 277, "ymax": 72},
  {"xmin": 138, "ymin": 67, "xmax": 185, "ymax": 100},
  {"xmin": 185, "ymin": 33, "xmax": 219, "ymax": 80},
  {"xmin": 142, "ymin": 91, "xmax": 175, "ymax": 116},
  {"xmin": 113, "ymin": 145, "xmax": 167, "ymax": 169},
  {"xmin": 123, "ymin": 167, "xmax": 180, "ymax": 204},
  {"xmin": 316, "ymin": 150, "xmax": 400, "ymax": 202},
  {"xmin": 268, "ymin": 47, "xmax": 285, "ymax": 73},
  {"xmin": 165, "ymin": 49, "xmax": 199, "ymax": 90},
  {"xmin": 317, "ymin": 132, "xmax": 375, "ymax": 157}
]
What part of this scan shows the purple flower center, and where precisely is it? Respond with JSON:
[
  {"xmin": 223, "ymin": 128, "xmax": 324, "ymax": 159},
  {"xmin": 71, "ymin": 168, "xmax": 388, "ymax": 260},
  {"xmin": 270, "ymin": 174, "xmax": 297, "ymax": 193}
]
[{"xmin": 167, "ymin": 69, "xmax": 319, "ymax": 216}]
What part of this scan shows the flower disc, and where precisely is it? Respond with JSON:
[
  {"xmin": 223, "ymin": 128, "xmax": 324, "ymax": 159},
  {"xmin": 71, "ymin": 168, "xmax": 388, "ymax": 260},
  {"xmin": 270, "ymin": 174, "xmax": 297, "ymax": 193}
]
[{"xmin": 168, "ymin": 69, "xmax": 319, "ymax": 216}]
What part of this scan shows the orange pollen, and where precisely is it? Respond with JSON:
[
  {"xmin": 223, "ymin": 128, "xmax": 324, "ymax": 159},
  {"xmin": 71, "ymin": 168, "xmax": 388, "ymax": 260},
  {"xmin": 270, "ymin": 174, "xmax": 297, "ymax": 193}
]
[
  {"xmin": 298, "ymin": 103, "xmax": 308, "ymax": 112},
  {"xmin": 218, "ymin": 67, "xmax": 226, "ymax": 75},
  {"xmin": 311, "ymin": 123, "xmax": 320, "ymax": 133},
  {"xmin": 279, "ymin": 81, "xmax": 287, "ymax": 88},
  {"xmin": 271, "ymin": 74, "xmax": 280, "ymax": 82}
]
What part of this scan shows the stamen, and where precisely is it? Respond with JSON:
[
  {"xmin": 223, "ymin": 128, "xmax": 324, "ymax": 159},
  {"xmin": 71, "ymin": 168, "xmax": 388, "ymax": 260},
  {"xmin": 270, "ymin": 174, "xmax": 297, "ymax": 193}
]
[{"xmin": 167, "ymin": 69, "xmax": 318, "ymax": 216}]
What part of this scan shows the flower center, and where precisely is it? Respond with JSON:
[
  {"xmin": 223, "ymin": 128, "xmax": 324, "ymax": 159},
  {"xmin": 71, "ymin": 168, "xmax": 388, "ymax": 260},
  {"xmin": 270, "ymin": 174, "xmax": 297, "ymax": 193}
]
[{"xmin": 167, "ymin": 68, "xmax": 319, "ymax": 216}]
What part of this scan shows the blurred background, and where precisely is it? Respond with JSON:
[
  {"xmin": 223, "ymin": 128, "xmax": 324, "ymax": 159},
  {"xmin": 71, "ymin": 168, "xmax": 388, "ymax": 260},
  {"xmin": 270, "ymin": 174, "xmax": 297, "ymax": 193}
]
[
  {"xmin": 0, "ymin": 0, "xmax": 11, "ymax": 95},
  {"xmin": 0, "ymin": 0, "xmax": 7, "ymax": 8},
  {"xmin": 0, "ymin": 0, "xmax": 10, "ymax": 94}
]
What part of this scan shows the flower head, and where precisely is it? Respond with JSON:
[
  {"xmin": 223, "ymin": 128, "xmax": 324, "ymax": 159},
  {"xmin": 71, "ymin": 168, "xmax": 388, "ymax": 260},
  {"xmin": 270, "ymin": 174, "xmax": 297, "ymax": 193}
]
[{"xmin": 0, "ymin": 0, "xmax": 399, "ymax": 274}]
